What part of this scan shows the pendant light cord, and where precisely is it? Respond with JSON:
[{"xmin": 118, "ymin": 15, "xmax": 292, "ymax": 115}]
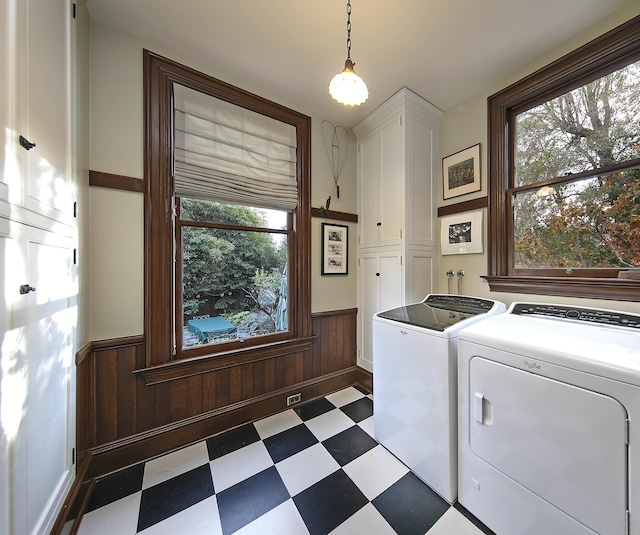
[{"xmin": 346, "ymin": 1, "xmax": 352, "ymax": 61}]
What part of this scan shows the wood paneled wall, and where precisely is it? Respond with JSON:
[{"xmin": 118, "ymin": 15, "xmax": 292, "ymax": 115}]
[{"xmin": 76, "ymin": 308, "xmax": 368, "ymax": 479}]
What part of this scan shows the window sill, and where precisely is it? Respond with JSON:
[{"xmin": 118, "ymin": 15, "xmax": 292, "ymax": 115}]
[
  {"xmin": 482, "ymin": 275, "xmax": 640, "ymax": 302},
  {"xmin": 136, "ymin": 336, "xmax": 315, "ymax": 385}
]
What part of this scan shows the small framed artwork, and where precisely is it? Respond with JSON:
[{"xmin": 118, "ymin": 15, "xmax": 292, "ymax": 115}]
[
  {"xmin": 321, "ymin": 223, "xmax": 348, "ymax": 275},
  {"xmin": 442, "ymin": 143, "xmax": 481, "ymax": 200},
  {"xmin": 440, "ymin": 210, "xmax": 483, "ymax": 255}
]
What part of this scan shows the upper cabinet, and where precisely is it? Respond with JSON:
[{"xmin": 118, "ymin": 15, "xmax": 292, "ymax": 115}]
[
  {"xmin": 354, "ymin": 88, "xmax": 442, "ymax": 251},
  {"xmin": 2, "ymin": 0, "xmax": 75, "ymax": 230}
]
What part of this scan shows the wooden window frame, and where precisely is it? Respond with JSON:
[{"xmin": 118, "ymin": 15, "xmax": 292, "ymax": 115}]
[
  {"xmin": 144, "ymin": 50, "xmax": 311, "ymax": 367},
  {"xmin": 484, "ymin": 15, "xmax": 640, "ymax": 302}
]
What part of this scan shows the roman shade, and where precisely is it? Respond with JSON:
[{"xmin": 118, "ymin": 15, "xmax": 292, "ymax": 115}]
[{"xmin": 173, "ymin": 83, "xmax": 298, "ymax": 211}]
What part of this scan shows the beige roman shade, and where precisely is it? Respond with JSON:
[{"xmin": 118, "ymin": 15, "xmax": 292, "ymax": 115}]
[{"xmin": 173, "ymin": 83, "xmax": 298, "ymax": 211}]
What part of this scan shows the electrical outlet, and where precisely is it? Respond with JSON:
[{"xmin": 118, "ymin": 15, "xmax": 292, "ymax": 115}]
[{"xmin": 287, "ymin": 393, "xmax": 302, "ymax": 406}]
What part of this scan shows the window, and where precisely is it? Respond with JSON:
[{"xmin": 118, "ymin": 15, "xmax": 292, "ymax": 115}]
[
  {"xmin": 485, "ymin": 15, "xmax": 640, "ymax": 301},
  {"xmin": 144, "ymin": 51, "xmax": 311, "ymax": 366}
]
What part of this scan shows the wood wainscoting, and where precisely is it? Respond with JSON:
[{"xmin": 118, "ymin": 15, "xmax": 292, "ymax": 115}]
[{"xmin": 75, "ymin": 308, "xmax": 369, "ymax": 482}]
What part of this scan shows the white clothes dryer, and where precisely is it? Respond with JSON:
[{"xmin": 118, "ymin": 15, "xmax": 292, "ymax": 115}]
[
  {"xmin": 373, "ymin": 294, "xmax": 505, "ymax": 503},
  {"xmin": 458, "ymin": 302, "xmax": 640, "ymax": 535}
]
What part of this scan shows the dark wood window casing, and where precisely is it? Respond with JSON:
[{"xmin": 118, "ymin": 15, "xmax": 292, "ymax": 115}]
[
  {"xmin": 144, "ymin": 50, "xmax": 312, "ymax": 367},
  {"xmin": 485, "ymin": 15, "xmax": 640, "ymax": 302}
]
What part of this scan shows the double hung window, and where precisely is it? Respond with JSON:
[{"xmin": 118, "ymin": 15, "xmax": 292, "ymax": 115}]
[{"xmin": 485, "ymin": 16, "xmax": 640, "ymax": 301}]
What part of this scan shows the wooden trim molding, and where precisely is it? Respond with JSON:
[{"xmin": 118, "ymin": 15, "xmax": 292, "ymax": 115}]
[
  {"xmin": 136, "ymin": 337, "xmax": 315, "ymax": 385},
  {"xmin": 437, "ymin": 196, "xmax": 487, "ymax": 217},
  {"xmin": 311, "ymin": 208, "xmax": 358, "ymax": 222},
  {"xmin": 89, "ymin": 170, "xmax": 144, "ymax": 193}
]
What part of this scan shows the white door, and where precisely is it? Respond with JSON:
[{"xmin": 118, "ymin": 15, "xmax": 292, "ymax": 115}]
[
  {"xmin": 379, "ymin": 114, "xmax": 402, "ymax": 246},
  {"xmin": 469, "ymin": 357, "xmax": 627, "ymax": 535},
  {"xmin": 4, "ymin": 222, "xmax": 75, "ymax": 535},
  {"xmin": 357, "ymin": 129, "xmax": 380, "ymax": 248},
  {"xmin": 358, "ymin": 251, "xmax": 401, "ymax": 370}
]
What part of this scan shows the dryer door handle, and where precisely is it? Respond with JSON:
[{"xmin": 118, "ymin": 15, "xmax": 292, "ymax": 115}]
[{"xmin": 474, "ymin": 392, "xmax": 485, "ymax": 424}]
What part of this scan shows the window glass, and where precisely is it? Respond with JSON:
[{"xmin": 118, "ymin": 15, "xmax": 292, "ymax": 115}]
[
  {"xmin": 515, "ymin": 59, "xmax": 640, "ymax": 187},
  {"xmin": 180, "ymin": 198, "xmax": 288, "ymax": 349},
  {"xmin": 513, "ymin": 173, "xmax": 640, "ymax": 269},
  {"xmin": 510, "ymin": 57, "xmax": 640, "ymax": 273}
]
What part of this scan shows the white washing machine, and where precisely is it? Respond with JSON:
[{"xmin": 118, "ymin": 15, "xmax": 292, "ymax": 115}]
[
  {"xmin": 373, "ymin": 294, "xmax": 506, "ymax": 503},
  {"xmin": 458, "ymin": 302, "xmax": 640, "ymax": 535}
]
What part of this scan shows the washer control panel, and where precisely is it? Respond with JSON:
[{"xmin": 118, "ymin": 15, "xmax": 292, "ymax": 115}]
[
  {"xmin": 511, "ymin": 303, "xmax": 640, "ymax": 329},
  {"xmin": 424, "ymin": 294, "xmax": 500, "ymax": 313}
]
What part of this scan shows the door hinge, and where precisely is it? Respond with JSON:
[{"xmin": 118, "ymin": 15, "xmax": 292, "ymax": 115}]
[
  {"xmin": 73, "ymin": 201, "xmax": 77, "ymax": 217},
  {"xmin": 399, "ymin": 116, "xmax": 402, "ymax": 126},
  {"xmin": 73, "ymin": 248, "xmax": 77, "ymax": 265},
  {"xmin": 72, "ymin": 447, "xmax": 75, "ymax": 464},
  {"xmin": 72, "ymin": 3, "xmax": 77, "ymax": 19}
]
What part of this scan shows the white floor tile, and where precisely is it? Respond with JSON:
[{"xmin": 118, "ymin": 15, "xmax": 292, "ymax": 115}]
[
  {"xmin": 275, "ymin": 443, "xmax": 340, "ymax": 496},
  {"xmin": 342, "ymin": 445, "xmax": 409, "ymax": 500},
  {"xmin": 426, "ymin": 507, "xmax": 487, "ymax": 535},
  {"xmin": 143, "ymin": 441, "xmax": 210, "ymax": 489},
  {"xmin": 233, "ymin": 499, "xmax": 310, "ymax": 535},
  {"xmin": 358, "ymin": 415, "xmax": 374, "ymax": 438},
  {"xmin": 253, "ymin": 409, "xmax": 303, "ymax": 439},
  {"xmin": 77, "ymin": 492, "xmax": 141, "ymax": 535},
  {"xmin": 210, "ymin": 441, "xmax": 274, "ymax": 492},
  {"xmin": 329, "ymin": 503, "xmax": 396, "ymax": 535},
  {"xmin": 304, "ymin": 409, "xmax": 354, "ymax": 442},
  {"xmin": 138, "ymin": 496, "xmax": 222, "ymax": 535},
  {"xmin": 325, "ymin": 387, "xmax": 365, "ymax": 408}
]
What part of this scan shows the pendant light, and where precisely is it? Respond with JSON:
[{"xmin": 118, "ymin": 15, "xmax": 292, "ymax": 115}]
[{"xmin": 329, "ymin": 0, "xmax": 368, "ymax": 106}]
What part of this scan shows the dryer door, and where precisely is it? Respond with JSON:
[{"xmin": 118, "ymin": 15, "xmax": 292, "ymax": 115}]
[{"xmin": 469, "ymin": 357, "xmax": 627, "ymax": 535}]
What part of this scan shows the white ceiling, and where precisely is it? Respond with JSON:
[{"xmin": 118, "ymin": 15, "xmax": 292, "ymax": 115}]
[{"xmin": 86, "ymin": 0, "xmax": 633, "ymax": 127}]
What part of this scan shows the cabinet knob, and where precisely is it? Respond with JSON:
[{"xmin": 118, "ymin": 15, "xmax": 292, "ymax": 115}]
[
  {"xmin": 20, "ymin": 284, "xmax": 36, "ymax": 294},
  {"xmin": 376, "ymin": 222, "xmax": 382, "ymax": 226},
  {"xmin": 19, "ymin": 135, "xmax": 36, "ymax": 151},
  {"xmin": 376, "ymin": 273, "xmax": 380, "ymax": 276}
]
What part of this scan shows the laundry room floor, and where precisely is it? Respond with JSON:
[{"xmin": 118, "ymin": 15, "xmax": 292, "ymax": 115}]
[{"xmin": 75, "ymin": 386, "xmax": 493, "ymax": 535}]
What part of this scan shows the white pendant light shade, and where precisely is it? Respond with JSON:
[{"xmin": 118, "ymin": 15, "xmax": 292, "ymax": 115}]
[
  {"xmin": 329, "ymin": 1, "xmax": 368, "ymax": 107},
  {"xmin": 329, "ymin": 59, "xmax": 369, "ymax": 106}
]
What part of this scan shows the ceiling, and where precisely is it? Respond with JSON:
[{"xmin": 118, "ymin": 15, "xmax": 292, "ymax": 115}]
[{"xmin": 86, "ymin": 0, "xmax": 633, "ymax": 128}]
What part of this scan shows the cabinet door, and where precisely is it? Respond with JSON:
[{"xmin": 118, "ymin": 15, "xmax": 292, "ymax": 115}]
[
  {"xmin": 16, "ymin": 0, "xmax": 74, "ymax": 226},
  {"xmin": 379, "ymin": 114, "xmax": 403, "ymax": 246},
  {"xmin": 4, "ymin": 221, "xmax": 76, "ymax": 535},
  {"xmin": 357, "ymin": 129, "xmax": 380, "ymax": 248},
  {"xmin": 358, "ymin": 251, "xmax": 402, "ymax": 370}
]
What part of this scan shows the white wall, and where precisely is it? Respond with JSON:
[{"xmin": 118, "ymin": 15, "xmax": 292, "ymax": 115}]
[
  {"xmin": 438, "ymin": 3, "xmax": 640, "ymax": 314},
  {"xmin": 88, "ymin": 19, "xmax": 358, "ymax": 340}
]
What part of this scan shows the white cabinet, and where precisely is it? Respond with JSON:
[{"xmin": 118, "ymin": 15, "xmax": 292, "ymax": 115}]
[
  {"xmin": 1, "ymin": 1, "xmax": 78, "ymax": 534},
  {"xmin": 358, "ymin": 251, "xmax": 402, "ymax": 371},
  {"xmin": 354, "ymin": 88, "xmax": 441, "ymax": 371}
]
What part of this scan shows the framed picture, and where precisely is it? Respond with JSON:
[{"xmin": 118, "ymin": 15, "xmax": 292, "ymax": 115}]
[
  {"xmin": 442, "ymin": 143, "xmax": 481, "ymax": 200},
  {"xmin": 321, "ymin": 223, "xmax": 348, "ymax": 275},
  {"xmin": 440, "ymin": 210, "xmax": 483, "ymax": 255}
]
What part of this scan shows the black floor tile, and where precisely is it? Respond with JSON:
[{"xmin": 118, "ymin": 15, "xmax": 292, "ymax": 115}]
[
  {"xmin": 263, "ymin": 423, "xmax": 318, "ymax": 463},
  {"xmin": 216, "ymin": 466, "xmax": 290, "ymax": 535},
  {"xmin": 372, "ymin": 472, "xmax": 449, "ymax": 535},
  {"xmin": 454, "ymin": 502, "xmax": 497, "ymax": 535},
  {"xmin": 294, "ymin": 469, "xmax": 368, "ymax": 535},
  {"xmin": 206, "ymin": 423, "xmax": 261, "ymax": 460},
  {"xmin": 340, "ymin": 397, "xmax": 373, "ymax": 423},
  {"xmin": 293, "ymin": 397, "xmax": 336, "ymax": 421},
  {"xmin": 322, "ymin": 425, "xmax": 377, "ymax": 466},
  {"xmin": 137, "ymin": 463, "xmax": 214, "ymax": 531},
  {"xmin": 86, "ymin": 463, "xmax": 145, "ymax": 512},
  {"xmin": 353, "ymin": 384, "xmax": 371, "ymax": 395}
]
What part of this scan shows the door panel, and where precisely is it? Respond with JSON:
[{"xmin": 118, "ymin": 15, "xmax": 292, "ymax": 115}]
[{"xmin": 469, "ymin": 357, "xmax": 627, "ymax": 535}]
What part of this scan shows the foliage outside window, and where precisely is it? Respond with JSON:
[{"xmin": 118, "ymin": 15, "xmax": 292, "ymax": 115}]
[
  {"xmin": 486, "ymin": 15, "xmax": 640, "ymax": 301},
  {"xmin": 179, "ymin": 199, "xmax": 289, "ymax": 350}
]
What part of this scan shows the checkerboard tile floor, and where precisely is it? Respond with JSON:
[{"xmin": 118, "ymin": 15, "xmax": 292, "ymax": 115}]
[{"xmin": 76, "ymin": 386, "xmax": 493, "ymax": 535}]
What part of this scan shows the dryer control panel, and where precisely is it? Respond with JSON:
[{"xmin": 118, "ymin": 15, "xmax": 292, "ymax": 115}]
[{"xmin": 511, "ymin": 303, "xmax": 640, "ymax": 329}]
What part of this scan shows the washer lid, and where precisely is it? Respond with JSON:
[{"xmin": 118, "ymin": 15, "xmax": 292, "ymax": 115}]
[{"xmin": 375, "ymin": 294, "xmax": 503, "ymax": 332}]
